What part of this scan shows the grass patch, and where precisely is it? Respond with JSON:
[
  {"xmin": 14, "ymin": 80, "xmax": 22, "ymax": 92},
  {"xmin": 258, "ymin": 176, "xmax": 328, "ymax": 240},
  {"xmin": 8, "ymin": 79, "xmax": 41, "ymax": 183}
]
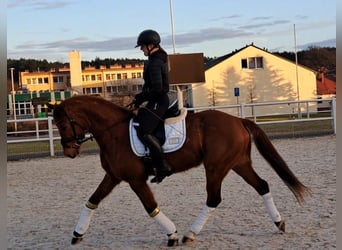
[{"xmin": 7, "ymin": 140, "xmax": 99, "ymax": 160}]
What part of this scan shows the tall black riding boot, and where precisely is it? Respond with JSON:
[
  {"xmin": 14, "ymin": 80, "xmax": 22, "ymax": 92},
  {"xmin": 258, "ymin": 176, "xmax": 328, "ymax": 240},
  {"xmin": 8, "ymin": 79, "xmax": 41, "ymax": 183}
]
[{"xmin": 143, "ymin": 134, "xmax": 172, "ymax": 183}]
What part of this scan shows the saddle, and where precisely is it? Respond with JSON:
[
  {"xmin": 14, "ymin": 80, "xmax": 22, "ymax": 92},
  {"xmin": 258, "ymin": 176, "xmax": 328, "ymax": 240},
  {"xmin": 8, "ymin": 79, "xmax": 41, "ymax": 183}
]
[{"xmin": 129, "ymin": 101, "xmax": 187, "ymax": 157}]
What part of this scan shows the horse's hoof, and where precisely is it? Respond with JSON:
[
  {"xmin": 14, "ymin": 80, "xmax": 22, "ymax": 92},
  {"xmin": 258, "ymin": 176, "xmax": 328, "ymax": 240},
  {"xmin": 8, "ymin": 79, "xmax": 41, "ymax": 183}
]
[
  {"xmin": 182, "ymin": 236, "xmax": 194, "ymax": 244},
  {"xmin": 71, "ymin": 231, "xmax": 83, "ymax": 245},
  {"xmin": 182, "ymin": 231, "xmax": 195, "ymax": 244},
  {"xmin": 167, "ymin": 238, "xmax": 179, "ymax": 247},
  {"xmin": 167, "ymin": 231, "xmax": 179, "ymax": 247},
  {"xmin": 275, "ymin": 220, "xmax": 285, "ymax": 232},
  {"xmin": 71, "ymin": 236, "xmax": 83, "ymax": 245}
]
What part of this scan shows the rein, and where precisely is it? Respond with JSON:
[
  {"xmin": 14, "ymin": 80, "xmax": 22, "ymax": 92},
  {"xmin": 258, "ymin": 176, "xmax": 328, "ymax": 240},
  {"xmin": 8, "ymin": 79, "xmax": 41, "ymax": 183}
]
[
  {"xmin": 56, "ymin": 106, "xmax": 133, "ymax": 148},
  {"xmin": 56, "ymin": 113, "xmax": 93, "ymax": 149}
]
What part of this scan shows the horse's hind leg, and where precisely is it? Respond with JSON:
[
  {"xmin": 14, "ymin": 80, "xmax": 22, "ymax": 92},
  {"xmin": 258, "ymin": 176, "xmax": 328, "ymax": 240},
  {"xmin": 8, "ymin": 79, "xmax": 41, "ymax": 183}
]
[
  {"xmin": 233, "ymin": 160, "xmax": 285, "ymax": 232},
  {"xmin": 71, "ymin": 173, "xmax": 120, "ymax": 244}
]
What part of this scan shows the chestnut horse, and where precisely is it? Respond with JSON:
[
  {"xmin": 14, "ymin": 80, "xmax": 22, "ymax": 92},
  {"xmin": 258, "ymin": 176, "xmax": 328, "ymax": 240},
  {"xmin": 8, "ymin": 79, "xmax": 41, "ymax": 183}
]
[{"xmin": 47, "ymin": 95, "xmax": 310, "ymax": 247}]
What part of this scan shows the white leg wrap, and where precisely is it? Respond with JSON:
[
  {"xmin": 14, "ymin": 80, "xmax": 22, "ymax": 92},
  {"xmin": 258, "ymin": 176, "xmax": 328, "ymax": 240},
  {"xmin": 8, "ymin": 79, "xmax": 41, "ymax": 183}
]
[
  {"xmin": 152, "ymin": 209, "xmax": 177, "ymax": 235},
  {"xmin": 262, "ymin": 192, "xmax": 281, "ymax": 222},
  {"xmin": 75, "ymin": 204, "xmax": 95, "ymax": 235},
  {"xmin": 191, "ymin": 205, "xmax": 216, "ymax": 235}
]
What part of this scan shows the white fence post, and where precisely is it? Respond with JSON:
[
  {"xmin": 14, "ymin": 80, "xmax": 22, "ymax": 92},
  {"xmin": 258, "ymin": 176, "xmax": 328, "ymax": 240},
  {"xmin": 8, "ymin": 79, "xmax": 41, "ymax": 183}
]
[
  {"xmin": 332, "ymin": 98, "xmax": 336, "ymax": 135},
  {"xmin": 35, "ymin": 120, "xmax": 40, "ymax": 139},
  {"xmin": 48, "ymin": 116, "xmax": 55, "ymax": 156},
  {"xmin": 240, "ymin": 103, "xmax": 245, "ymax": 118}
]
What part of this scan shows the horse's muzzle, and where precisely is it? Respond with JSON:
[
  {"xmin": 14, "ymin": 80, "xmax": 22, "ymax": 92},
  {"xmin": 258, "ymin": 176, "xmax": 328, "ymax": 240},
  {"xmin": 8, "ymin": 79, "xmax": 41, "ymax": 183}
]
[
  {"xmin": 64, "ymin": 147, "xmax": 79, "ymax": 158},
  {"xmin": 66, "ymin": 152, "xmax": 77, "ymax": 159}
]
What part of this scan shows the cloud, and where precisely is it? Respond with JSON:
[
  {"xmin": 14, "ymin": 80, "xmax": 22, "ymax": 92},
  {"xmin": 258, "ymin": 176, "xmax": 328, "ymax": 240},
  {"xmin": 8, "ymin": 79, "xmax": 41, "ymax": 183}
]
[
  {"xmin": 295, "ymin": 15, "xmax": 309, "ymax": 20},
  {"xmin": 9, "ymin": 25, "xmax": 335, "ymax": 61},
  {"xmin": 16, "ymin": 36, "xmax": 136, "ymax": 52},
  {"xmin": 239, "ymin": 20, "xmax": 290, "ymax": 29},
  {"xmin": 164, "ymin": 28, "xmax": 253, "ymax": 46},
  {"xmin": 209, "ymin": 15, "xmax": 241, "ymax": 22},
  {"xmin": 270, "ymin": 38, "xmax": 336, "ymax": 52},
  {"xmin": 14, "ymin": 27, "xmax": 254, "ymax": 53},
  {"xmin": 251, "ymin": 16, "xmax": 273, "ymax": 21},
  {"xmin": 298, "ymin": 38, "xmax": 336, "ymax": 50}
]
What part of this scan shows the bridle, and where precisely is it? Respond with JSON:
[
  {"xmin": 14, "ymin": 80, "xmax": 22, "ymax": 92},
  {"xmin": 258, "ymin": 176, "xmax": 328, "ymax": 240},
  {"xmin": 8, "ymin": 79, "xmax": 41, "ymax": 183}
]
[
  {"xmin": 55, "ymin": 106, "xmax": 133, "ymax": 149},
  {"xmin": 55, "ymin": 113, "xmax": 93, "ymax": 149}
]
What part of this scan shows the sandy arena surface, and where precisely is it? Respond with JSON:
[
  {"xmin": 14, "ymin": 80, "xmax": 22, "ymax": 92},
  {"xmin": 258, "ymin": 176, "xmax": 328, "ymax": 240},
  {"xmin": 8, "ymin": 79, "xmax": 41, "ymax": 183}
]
[{"xmin": 7, "ymin": 135, "xmax": 336, "ymax": 249}]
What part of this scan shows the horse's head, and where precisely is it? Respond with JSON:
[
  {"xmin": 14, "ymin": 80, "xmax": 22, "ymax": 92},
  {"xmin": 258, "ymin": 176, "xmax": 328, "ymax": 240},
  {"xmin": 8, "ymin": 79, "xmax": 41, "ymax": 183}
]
[{"xmin": 47, "ymin": 101, "xmax": 90, "ymax": 158}]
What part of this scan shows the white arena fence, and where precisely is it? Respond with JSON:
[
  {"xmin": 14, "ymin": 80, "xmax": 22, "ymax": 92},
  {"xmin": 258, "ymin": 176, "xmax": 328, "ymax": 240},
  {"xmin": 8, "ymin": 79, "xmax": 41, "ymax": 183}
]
[{"xmin": 7, "ymin": 98, "xmax": 336, "ymax": 161}]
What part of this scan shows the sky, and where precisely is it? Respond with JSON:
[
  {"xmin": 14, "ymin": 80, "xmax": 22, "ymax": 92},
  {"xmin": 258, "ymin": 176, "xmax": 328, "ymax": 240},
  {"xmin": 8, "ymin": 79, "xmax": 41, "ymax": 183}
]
[{"xmin": 7, "ymin": 0, "xmax": 336, "ymax": 62}]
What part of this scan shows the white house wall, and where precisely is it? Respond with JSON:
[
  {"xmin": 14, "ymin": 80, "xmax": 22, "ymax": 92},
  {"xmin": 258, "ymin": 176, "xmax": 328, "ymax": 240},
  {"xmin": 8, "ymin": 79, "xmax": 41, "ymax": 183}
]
[{"xmin": 192, "ymin": 45, "xmax": 317, "ymax": 117}]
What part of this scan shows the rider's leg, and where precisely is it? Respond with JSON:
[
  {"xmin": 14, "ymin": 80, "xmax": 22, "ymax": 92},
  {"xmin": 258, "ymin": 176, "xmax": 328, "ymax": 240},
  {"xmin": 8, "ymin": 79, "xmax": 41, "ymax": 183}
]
[{"xmin": 142, "ymin": 134, "xmax": 172, "ymax": 183}]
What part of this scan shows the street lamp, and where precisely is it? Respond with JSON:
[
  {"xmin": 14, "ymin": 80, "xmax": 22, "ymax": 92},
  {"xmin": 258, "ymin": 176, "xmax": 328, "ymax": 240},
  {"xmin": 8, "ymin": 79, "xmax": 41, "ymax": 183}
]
[
  {"xmin": 293, "ymin": 24, "xmax": 301, "ymax": 118},
  {"xmin": 169, "ymin": 0, "xmax": 185, "ymax": 108},
  {"xmin": 10, "ymin": 67, "xmax": 17, "ymax": 131}
]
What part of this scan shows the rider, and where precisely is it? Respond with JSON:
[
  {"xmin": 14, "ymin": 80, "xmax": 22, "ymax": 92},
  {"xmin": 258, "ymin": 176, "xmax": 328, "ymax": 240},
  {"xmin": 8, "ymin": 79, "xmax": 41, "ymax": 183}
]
[{"xmin": 133, "ymin": 29, "xmax": 172, "ymax": 184}]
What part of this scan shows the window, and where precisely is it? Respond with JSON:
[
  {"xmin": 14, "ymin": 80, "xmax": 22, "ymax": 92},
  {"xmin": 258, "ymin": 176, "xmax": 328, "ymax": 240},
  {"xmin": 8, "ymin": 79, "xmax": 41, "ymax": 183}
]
[
  {"xmin": 118, "ymin": 85, "xmax": 128, "ymax": 92},
  {"xmin": 18, "ymin": 102, "xmax": 32, "ymax": 115},
  {"xmin": 84, "ymin": 87, "xmax": 102, "ymax": 94},
  {"xmin": 53, "ymin": 76, "xmax": 64, "ymax": 83},
  {"xmin": 111, "ymin": 86, "xmax": 118, "ymax": 93},
  {"xmin": 132, "ymin": 84, "xmax": 143, "ymax": 92},
  {"xmin": 248, "ymin": 58, "xmax": 255, "ymax": 69},
  {"xmin": 241, "ymin": 59, "xmax": 247, "ymax": 68},
  {"xmin": 38, "ymin": 77, "xmax": 49, "ymax": 84},
  {"xmin": 256, "ymin": 57, "xmax": 263, "ymax": 68},
  {"xmin": 241, "ymin": 57, "xmax": 263, "ymax": 69}
]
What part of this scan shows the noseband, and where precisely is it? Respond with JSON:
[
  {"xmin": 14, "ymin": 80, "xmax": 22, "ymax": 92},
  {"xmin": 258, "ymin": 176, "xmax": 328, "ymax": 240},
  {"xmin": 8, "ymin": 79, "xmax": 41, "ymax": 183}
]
[{"xmin": 56, "ymin": 114, "xmax": 93, "ymax": 149}]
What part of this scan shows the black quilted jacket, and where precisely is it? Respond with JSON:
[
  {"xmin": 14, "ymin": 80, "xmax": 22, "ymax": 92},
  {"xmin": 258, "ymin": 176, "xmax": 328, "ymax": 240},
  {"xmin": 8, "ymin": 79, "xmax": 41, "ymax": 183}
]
[{"xmin": 139, "ymin": 49, "xmax": 169, "ymax": 103}]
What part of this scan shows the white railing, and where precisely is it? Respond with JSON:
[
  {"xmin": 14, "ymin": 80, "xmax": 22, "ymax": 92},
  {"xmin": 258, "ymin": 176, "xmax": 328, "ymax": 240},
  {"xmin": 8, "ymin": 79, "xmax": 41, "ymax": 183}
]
[
  {"xmin": 188, "ymin": 98, "xmax": 336, "ymax": 134},
  {"xmin": 7, "ymin": 98, "xmax": 336, "ymax": 158},
  {"xmin": 7, "ymin": 117, "xmax": 58, "ymax": 156}
]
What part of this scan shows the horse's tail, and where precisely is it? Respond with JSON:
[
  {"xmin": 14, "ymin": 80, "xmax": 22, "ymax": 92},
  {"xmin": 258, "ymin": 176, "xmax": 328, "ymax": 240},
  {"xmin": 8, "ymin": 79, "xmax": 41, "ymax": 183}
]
[{"xmin": 242, "ymin": 118, "xmax": 311, "ymax": 204}]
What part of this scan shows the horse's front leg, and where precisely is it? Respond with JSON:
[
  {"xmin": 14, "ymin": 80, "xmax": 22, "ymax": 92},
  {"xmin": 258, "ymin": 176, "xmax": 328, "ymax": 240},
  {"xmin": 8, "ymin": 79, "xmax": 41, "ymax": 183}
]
[
  {"xmin": 182, "ymin": 170, "xmax": 222, "ymax": 244},
  {"xmin": 71, "ymin": 173, "xmax": 120, "ymax": 244},
  {"xmin": 129, "ymin": 180, "xmax": 179, "ymax": 246}
]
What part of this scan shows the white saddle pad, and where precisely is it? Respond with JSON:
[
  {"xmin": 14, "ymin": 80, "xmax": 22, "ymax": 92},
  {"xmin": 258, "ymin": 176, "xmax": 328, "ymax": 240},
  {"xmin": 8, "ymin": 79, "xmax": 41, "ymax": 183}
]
[{"xmin": 129, "ymin": 108, "xmax": 187, "ymax": 157}]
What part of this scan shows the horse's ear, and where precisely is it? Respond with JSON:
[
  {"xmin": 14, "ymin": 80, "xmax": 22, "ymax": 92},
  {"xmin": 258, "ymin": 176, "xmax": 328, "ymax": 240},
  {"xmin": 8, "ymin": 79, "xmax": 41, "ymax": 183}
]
[
  {"xmin": 45, "ymin": 101, "xmax": 60, "ymax": 110},
  {"xmin": 45, "ymin": 102, "xmax": 54, "ymax": 109}
]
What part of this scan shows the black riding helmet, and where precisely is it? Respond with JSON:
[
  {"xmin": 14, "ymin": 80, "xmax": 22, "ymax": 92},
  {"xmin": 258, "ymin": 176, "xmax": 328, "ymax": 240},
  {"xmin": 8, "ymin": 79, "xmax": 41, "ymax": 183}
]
[{"xmin": 135, "ymin": 29, "xmax": 161, "ymax": 48}]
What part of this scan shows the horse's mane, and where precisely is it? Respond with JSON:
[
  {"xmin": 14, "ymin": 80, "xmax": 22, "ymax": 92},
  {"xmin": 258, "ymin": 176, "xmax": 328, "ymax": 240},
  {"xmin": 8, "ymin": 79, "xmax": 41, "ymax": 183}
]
[{"xmin": 63, "ymin": 95, "xmax": 132, "ymax": 114}]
